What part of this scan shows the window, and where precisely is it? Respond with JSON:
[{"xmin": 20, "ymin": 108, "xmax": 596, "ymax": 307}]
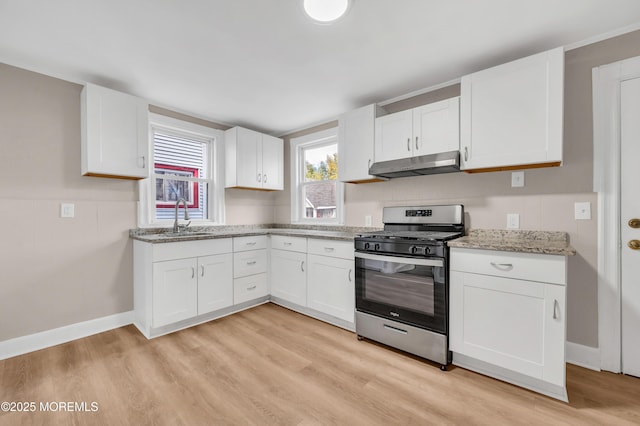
[
  {"xmin": 291, "ymin": 128, "xmax": 344, "ymax": 224},
  {"xmin": 139, "ymin": 114, "xmax": 225, "ymax": 226}
]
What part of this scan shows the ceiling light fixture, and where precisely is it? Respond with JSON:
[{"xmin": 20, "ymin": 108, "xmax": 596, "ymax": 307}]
[{"xmin": 303, "ymin": 0, "xmax": 351, "ymax": 24}]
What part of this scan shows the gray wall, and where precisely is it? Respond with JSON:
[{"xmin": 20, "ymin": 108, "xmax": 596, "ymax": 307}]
[
  {"xmin": 276, "ymin": 29, "xmax": 640, "ymax": 348},
  {"xmin": 0, "ymin": 64, "xmax": 277, "ymax": 342}
]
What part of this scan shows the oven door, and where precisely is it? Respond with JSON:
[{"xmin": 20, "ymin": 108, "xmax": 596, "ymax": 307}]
[{"xmin": 355, "ymin": 252, "xmax": 447, "ymax": 333}]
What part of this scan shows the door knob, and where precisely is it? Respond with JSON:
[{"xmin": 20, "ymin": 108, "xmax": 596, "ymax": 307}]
[
  {"xmin": 629, "ymin": 218, "xmax": 640, "ymax": 229},
  {"xmin": 629, "ymin": 240, "xmax": 640, "ymax": 250}
]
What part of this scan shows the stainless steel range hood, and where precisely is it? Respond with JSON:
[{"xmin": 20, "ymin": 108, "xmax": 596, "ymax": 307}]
[{"xmin": 368, "ymin": 150, "xmax": 461, "ymax": 178}]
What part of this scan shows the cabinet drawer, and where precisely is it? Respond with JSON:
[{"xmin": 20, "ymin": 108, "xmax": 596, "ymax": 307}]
[
  {"xmin": 233, "ymin": 235, "xmax": 268, "ymax": 252},
  {"xmin": 307, "ymin": 239, "xmax": 354, "ymax": 259},
  {"xmin": 153, "ymin": 238, "xmax": 232, "ymax": 262},
  {"xmin": 450, "ymin": 248, "xmax": 566, "ymax": 285},
  {"xmin": 233, "ymin": 249, "xmax": 267, "ymax": 278},
  {"xmin": 271, "ymin": 235, "xmax": 307, "ymax": 252},
  {"xmin": 234, "ymin": 273, "xmax": 268, "ymax": 304}
]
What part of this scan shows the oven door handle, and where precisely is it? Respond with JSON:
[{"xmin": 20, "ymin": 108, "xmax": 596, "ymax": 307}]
[{"xmin": 355, "ymin": 252, "xmax": 444, "ymax": 268}]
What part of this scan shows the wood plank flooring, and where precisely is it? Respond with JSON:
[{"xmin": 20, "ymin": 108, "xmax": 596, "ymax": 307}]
[{"xmin": 1, "ymin": 303, "xmax": 640, "ymax": 425}]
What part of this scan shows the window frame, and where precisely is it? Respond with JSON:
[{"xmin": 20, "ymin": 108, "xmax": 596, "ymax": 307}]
[
  {"xmin": 138, "ymin": 113, "xmax": 225, "ymax": 227},
  {"xmin": 290, "ymin": 127, "xmax": 344, "ymax": 225}
]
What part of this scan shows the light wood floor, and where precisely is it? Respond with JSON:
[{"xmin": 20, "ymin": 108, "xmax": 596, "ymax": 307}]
[{"xmin": 2, "ymin": 303, "xmax": 640, "ymax": 425}]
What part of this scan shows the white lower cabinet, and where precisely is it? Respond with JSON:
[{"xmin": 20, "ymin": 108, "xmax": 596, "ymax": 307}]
[
  {"xmin": 134, "ymin": 238, "xmax": 234, "ymax": 337},
  {"xmin": 152, "ymin": 258, "xmax": 198, "ymax": 328},
  {"xmin": 198, "ymin": 253, "xmax": 234, "ymax": 315},
  {"xmin": 450, "ymin": 248, "xmax": 568, "ymax": 401},
  {"xmin": 307, "ymin": 254, "xmax": 354, "ymax": 323},
  {"xmin": 270, "ymin": 245, "xmax": 307, "ymax": 306},
  {"xmin": 306, "ymin": 239, "xmax": 355, "ymax": 323}
]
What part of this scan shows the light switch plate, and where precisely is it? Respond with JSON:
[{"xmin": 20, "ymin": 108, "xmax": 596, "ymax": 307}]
[
  {"xmin": 507, "ymin": 213, "xmax": 520, "ymax": 229},
  {"xmin": 575, "ymin": 202, "xmax": 591, "ymax": 220},
  {"xmin": 511, "ymin": 171, "xmax": 525, "ymax": 187},
  {"xmin": 60, "ymin": 203, "xmax": 75, "ymax": 218}
]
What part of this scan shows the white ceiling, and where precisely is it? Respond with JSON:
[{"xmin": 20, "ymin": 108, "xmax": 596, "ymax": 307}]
[{"xmin": 1, "ymin": 1, "xmax": 640, "ymax": 136}]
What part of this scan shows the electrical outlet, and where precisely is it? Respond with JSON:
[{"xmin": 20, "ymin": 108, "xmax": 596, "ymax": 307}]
[
  {"xmin": 511, "ymin": 171, "xmax": 525, "ymax": 187},
  {"xmin": 574, "ymin": 202, "xmax": 591, "ymax": 220},
  {"xmin": 507, "ymin": 213, "xmax": 520, "ymax": 229},
  {"xmin": 365, "ymin": 215, "xmax": 372, "ymax": 227},
  {"xmin": 60, "ymin": 203, "xmax": 75, "ymax": 218}
]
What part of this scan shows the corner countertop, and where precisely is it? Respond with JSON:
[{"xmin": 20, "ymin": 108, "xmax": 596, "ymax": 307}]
[
  {"xmin": 448, "ymin": 229, "xmax": 576, "ymax": 256},
  {"xmin": 130, "ymin": 224, "xmax": 381, "ymax": 244}
]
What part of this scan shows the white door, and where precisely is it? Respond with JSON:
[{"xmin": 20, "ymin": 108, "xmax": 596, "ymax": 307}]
[
  {"xmin": 412, "ymin": 97, "xmax": 460, "ymax": 156},
  {"xmin": 236, "ymin": 127, "xmax": 262, "ymax": 188},
  {"xmin": 197, "ymin": 253, "xmax": 233, "ymax": 315},
  {"xmin": 261, "ymin": 134, "xmax": 284, "ymax": 190},
  {"xmin": 307, "ymin": 254, "xmax": 354, "ymax": 322},
  {"xmin": 620, "ymin": 77, "xmax": 640, "ymax": 378},
  {"xmin": 270, "ymin": 249, "xmax": 307, "ymax": 306},
  {"xmin": 152, "ymin": 258, "xmax": 198, "ymax": 327},
  {"xmin": 374, "ymin": 109, "xmax": 413, "ymax": 162}
]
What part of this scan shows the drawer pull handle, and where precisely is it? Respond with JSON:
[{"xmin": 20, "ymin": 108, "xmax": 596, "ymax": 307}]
[
  {"xmin": 191, "ymin": 267, "xmax": 195, "ymax": 279},
  {"xmin": 383, "ymin": 324, "xmax": 408, "ymax": 335},
  {"xmin": 246, "ymin": 241, "xmax": 257, "ymax": 246},
  {"xmin": 284, "ymin": 242, "xmax": 292, "ymax": 246},
  {"xmin": 301, "ymin": 261, "xmax": 305, "ymax": 272},
  {"xmin": 246, "ymin": 260, "xmax": 257, "ymax": 265},
  {"xmin": 407, "ymin": 138, "xmax": 410, "ymax": 151},
  {"xmin": 247, "ymin": 285, "xmax": 257, "ymax": 291},
  {"xmin": 324, "ymin": 247, "xmax": 335, "ymax": 252},
  {"xmin": 200, "ymin": 265, "xmax": 205, "ymax": 277},
  {"xmin": 348, "ymin": 269, "xmax": 352, "ymax": 282},
  {"xmin": 490, "ymin": 262, "xmax": 513, "ymax": 271},
  {"xmin": 553, "ymin": 299, "xmax": 560, "ymax": 320}
]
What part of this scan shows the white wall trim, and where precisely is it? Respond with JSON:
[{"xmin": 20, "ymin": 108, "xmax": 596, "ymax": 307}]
[
  {"xmin": 566, "ymin": 341, "xmax": 601, "ymax": 372},
  {"xmin": 592, "ymin": 55, "xmax": 640, "ymax": 373},
  {"xmin": 0, "ymin": 311, "xmax": 134, "ymax": 361}
]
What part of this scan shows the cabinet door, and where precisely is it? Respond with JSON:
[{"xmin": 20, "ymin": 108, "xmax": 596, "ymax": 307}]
[
  {"xmin": 152, "ymin": 258, "xmax": 198, "ymax": 327},
  {"xmin": 270, "ymin": 249, "xmax": 307, "ymax": 306},
  {"xmin": 236, "ymin": 127, "xmax": 262, "ymax": 187},
  {"xmin": 374, "ymin": 109, "xmax": 413, "ymax": 162},
  {"xmin": 450, "ymin": 271, "xmax": 565, "ymax": 381},
  {"xmin": 460, "ymin": 47, "xmax": 563, "ymax": 170},
  {"xmin": 81, "ymin": 83, "xmax": 149, "ymax": 179},
  {"xmin": 413, "ymin": 97, "xmax": 460, "ymax": 156},
  {"xmin": 307, "ymin": 254, "xmax": 354, "ymax": 322},
  {"xmin": 197, "ymin": 253, "xmax": 233, "ymax": 315},
  {"xmin": 261, "ymin": 134, "xmax": 284, "ymax": 190},
  {"xmin": 339, "ymin": 104, "xmax": 377, "ymax": 182}
]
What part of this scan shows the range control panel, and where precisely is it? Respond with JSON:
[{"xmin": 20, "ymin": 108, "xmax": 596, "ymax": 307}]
[{"xmin": 405, "ymin": 209, "xmax": 432, "ymax": 217}]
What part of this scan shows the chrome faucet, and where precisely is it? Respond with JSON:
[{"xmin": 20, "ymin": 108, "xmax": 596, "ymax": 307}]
[{"xmin": 173, "ymin": 198, "xmax": 191, "ymax": 233}]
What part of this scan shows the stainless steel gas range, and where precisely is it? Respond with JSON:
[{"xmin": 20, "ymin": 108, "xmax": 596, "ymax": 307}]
[{"xmin": 354, "ymin": 204, "xmax": 464, "ymax": 370}]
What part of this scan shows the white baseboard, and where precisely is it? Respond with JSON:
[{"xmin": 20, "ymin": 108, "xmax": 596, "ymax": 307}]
[
  {"xmin": 566, "ymin": 341, "xmax": 601, "ymax": 371},
  {"xmin": 0, "ymin": 311, "xmax": 134, "ymax": 361}
]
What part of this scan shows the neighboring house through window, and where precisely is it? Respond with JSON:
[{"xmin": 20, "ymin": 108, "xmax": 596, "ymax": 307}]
[
  {"xmin": 139, "ymin": 113, "xmax": 225, "ymax": 226},
  {"xmin": 291, "ymin": 127, "xmax": 344, "ymax": 224}
]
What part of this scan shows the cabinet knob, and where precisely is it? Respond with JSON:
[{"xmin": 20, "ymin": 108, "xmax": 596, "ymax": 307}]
[
  {"xmin": 629, "ymin": 218, "xmax": 640, "ymax": 229},
  {"xmin": 629, "ymin": 240, "xmax": 640, "ymax": 250}
]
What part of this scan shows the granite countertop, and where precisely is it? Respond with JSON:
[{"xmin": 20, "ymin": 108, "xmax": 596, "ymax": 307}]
[
  {"xmin": 130, "ymin": 224, "xmax": 380, "ymax": 244},
  {"xmin": 448, "ymin": 229, "xmax": 576, "ymax": 256}
]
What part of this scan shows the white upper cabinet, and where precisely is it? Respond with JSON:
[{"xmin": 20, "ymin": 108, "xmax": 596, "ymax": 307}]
[
  {"xmin": 81, "ymin": 83, "xmax": 149, "ymax": 179},
  {"xmin": 374, "ymin": 98, "xmax": 460, "ymax": 163},
  {"xmin": 460, "ymin": 47, "xmax": 564, "ymax": 171},
  {"xmin": 338, "ymin": 104, "xmax": 381, "ymax": 183},
  {"xmin": 374, "ymin": 109, "xmax": 413, "ymax": 162},
  {"xmin": 225, "ymin": 126, "xmax": 283, "ymax": 190}
]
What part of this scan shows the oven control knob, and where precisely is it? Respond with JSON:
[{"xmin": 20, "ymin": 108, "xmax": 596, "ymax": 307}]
[
  {"xmin": 364, "ymin": 242, "xmax": 370, "ymax": 250},
  {"xmin": 374, "ymin": 243, "xmax": 380, "ymax": 251},
  {"xmin": 410, "ymin": 245, "xmax": 417, "ymax": 254}
]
